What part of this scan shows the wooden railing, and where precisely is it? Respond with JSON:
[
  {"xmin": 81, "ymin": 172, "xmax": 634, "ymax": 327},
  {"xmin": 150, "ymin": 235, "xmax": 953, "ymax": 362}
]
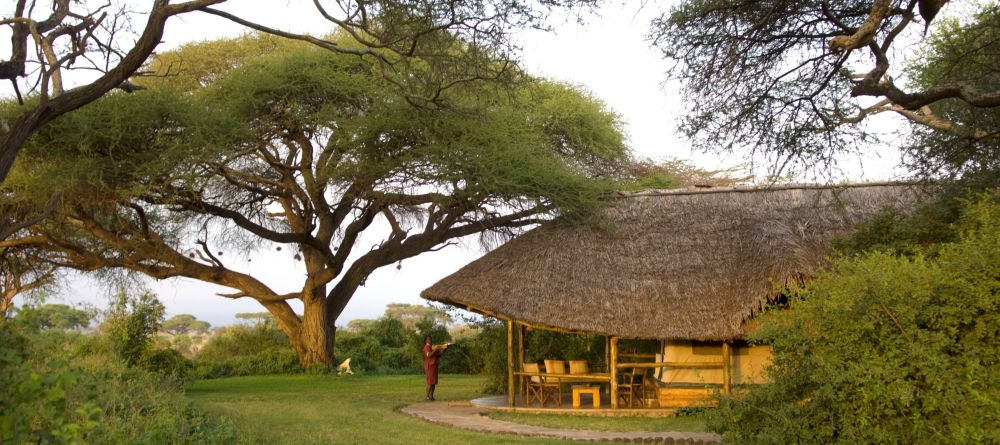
[{"xmin": 616, "ymin": 361, "xmax": 724, "ymax": 369}]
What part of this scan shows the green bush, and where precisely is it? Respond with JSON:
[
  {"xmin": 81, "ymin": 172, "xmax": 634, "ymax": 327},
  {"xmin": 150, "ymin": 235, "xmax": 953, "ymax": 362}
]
[
  {"xmin": 193, "ymin": 322, "xmax": 301, "ymax": 378},
  {"xmin": 196, "ymin": 323, "xmax": 289, "ymax": 362},
  {"xmin": 195, "ymin": 348, "xmax": 301, "ymax": 379},
  {"xmin": 707, "ymin": 196, "xmax": 1000, "ymax": 444},
  {"xmin": 77, "ymin": 368, "xmax": 253, "ymax": 445},
  {"xmin": 102, "ymin": 290, "xmax": 165, "ymax": 367},
  {"xmin": 1, "ymin": 323, "xmax": 250, "ymax": 445},
  {"xmin": 0, "ymin": 326, "xmax": 97, "ymax": 444},
  {"xmin": 143, "ymin": 348, "xmax": 193, "ymax": 379}
]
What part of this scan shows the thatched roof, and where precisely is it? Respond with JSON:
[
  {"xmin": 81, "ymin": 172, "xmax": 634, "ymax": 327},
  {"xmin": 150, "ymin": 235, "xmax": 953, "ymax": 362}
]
[{"xmin": 422, "ymin": 183, "xmax": 927, "ymax": 340}]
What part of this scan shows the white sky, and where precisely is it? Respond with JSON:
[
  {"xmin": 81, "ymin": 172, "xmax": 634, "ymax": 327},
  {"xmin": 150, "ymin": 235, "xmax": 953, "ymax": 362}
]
[{"xmin": 9, "ymin": 0, "xmax": 912, "ymax": 327}]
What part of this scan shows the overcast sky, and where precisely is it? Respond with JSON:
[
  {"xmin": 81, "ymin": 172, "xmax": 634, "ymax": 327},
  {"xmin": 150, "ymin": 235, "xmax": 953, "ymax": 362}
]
[{"xmin": 8, "ymin": 0, "xmax": 910, "ymax": 327}]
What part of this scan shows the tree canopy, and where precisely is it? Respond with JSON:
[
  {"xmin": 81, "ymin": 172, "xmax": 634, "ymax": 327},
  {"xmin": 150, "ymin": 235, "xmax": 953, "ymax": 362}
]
[
  {"xmin": 161, "ymin": 314, "xmax": 211, "ymax": 336},
  {"xmin": 0, "ymin": 0, "xmax": 602, "ymax": 186},
  {"xmin": 653, "ymin": 0, "xmax": 1000, "ymax": 176},
  {"xmin": 903, "ymin": 5, "xmax": 1000, "ymax": 182},
  {"xmin": 10, "ymin": 303, "xmax": 92, "ymax": 332},
  {"xmin": 0, "ymin": 36, "xmax": 629, "ymax": 366}
]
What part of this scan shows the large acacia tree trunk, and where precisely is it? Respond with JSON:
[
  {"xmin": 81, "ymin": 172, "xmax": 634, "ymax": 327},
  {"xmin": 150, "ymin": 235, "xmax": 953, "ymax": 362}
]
[
  {"xmin": 261, "ymin": 288, "xmax": 337, "ymax": 368},
  {"xmin": 293, "ymin": 297, "xmax": 334, "ymax": 367}
]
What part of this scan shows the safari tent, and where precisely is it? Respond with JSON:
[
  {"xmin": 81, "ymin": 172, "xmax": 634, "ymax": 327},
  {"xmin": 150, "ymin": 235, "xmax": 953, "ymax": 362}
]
[{"xmin": 421, "ymin": 183, "xmax": 925, "ymax": 409}]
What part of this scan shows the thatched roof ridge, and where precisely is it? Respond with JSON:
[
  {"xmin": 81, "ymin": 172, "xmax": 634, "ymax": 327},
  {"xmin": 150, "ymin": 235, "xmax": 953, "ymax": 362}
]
[{"xmin": 422, "ymin": 183, "xmax": 927, "ymax": 340}]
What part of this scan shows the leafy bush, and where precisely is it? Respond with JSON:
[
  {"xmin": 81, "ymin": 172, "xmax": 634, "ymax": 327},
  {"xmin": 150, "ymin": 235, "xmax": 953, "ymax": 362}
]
[
  {"xmin": 195, "ymin": 348, "xmax": 300, "ymax": 379},
  {"xmin": 1, "ymin": 323, "xmax": 249, "ymax": 445},
  {"xmin": 0, "ymin": 326, "xmax": 97, "ymax": 444},
  {"xmin": 193, "ymin": 323, "xmax": 301, "ymax": 378},
  {"xmin": 707, "ymin": 196, "xmax": 1000, "ymax": 444},
  {"xmin": 102, "ymin": 290, "xmax": 165, "ymax": 367},
  {"xmin": 196, "ymin": 323, "xmax": 289, "ymax": 361},
  {"xmin": 143, "ymin": 348, "xmax": 193, "ymax": 378}
]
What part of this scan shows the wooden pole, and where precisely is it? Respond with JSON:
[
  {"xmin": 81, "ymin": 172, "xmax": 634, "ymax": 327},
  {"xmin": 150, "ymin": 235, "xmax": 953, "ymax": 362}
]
[
  {"xmin": 507, "ymin": 319, "xmax": 515, "ymax": 407},
  {"xmin": 605, "ymin": 336, "xmax": 611, "ymax": 372},
  {"xmin": 610, "ymin": 336, "xmax": 619, "ymax": 409},
  {"xmin": 517, "ymin": 323, "xmax": 525, "ymax": 403},
  {"xmin": 722, "ymin": 341, "xmax": 732, "ymax": 395}
]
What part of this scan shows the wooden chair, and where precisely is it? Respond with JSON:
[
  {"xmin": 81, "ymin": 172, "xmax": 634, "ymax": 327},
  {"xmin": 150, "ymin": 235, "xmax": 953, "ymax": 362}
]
[
  {"xmin": 523, "ymin": 363, "xmax": 549, "ymax": 406},
  {"xmin": 542, "ymin": 360, "xmax": 567, "ymax": 406},
  {"xmin": 544, "ymin": 359, "xmax": 567, "ymax": 375},
  {"xmin": 568, "ymin": 360, "xmax": 589, "ymax": 375},
  {"xmin": 616, "ymin": 367, "xmax": 646, "ymax": 408}
]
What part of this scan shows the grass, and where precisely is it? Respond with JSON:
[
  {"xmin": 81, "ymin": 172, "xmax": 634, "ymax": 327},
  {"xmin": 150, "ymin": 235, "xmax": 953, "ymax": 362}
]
[
  {"xmin": 486, "ymin": 411, "xmax": 708, "ymax": 432},
  {"xmin": 186, "ymin": 374, "xmax": 708, "ymax": 445}
]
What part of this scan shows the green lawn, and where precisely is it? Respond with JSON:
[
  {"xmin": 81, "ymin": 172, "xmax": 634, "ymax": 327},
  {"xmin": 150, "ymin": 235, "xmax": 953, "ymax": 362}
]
[{"xmin": 187, "ymin": 374, "xmax": 706, "ymax": 445}]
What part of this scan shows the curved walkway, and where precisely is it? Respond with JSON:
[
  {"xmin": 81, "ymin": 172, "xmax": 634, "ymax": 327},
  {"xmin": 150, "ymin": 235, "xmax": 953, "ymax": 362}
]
[{"xmin": 401, "ymin": 402, "xmax": 722, "ymax": 444}]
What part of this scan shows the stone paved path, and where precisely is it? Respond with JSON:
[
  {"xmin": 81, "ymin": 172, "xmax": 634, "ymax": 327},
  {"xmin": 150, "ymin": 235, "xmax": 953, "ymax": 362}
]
[{"xmin": 400, "ymin": 402, "xmax": 722, "ymax": 444}]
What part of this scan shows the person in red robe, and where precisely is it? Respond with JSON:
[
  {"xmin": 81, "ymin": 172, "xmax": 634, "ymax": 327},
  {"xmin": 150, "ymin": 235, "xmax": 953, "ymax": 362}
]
[{"xmin": 423, "ymin": 335, "xmax": 452, "ymax": 401}]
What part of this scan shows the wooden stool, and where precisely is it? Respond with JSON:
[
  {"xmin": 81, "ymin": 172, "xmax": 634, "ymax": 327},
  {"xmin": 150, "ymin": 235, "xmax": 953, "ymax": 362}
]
[{"xmin": 572, "ymin": 385, "xmax": 600, "ymax": 408}]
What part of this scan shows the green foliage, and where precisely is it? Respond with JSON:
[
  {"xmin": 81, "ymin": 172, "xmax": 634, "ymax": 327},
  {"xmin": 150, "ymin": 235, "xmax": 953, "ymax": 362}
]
[
  {"xmin": 102, "ymin": 290, "xmax": 165, "ymax": 368},
  {"xmin": 335, "ymin": 316, "xmax": 423, "ymax": 374},
  {"xmin": 707, "ymin": 197, "xmax": 1000, "ymax": 444},
  {"xmin": 161, "ymin": 314, "xmax": 211, "ymax": 335},
  {"xmin": 193, "ymin": 323, "xmax": 301, "ymax": 379},
  {"xmin": 904, "ymin": 5, "xmax": 1000, "ymax": 180},
  {"xmin": 194, "ymin": 348, "xmax": 301, "ymax": 380},
  {"xmin": 832, "ymin": 186, "xmax": 1000, "ymax": 258},
  {"xmin": 234, "ymin": 312, "xmax": 276, "ymax": 327},
  {"xmin": 0, "ymin": 326, "xmax": 97, "ymax": 444},
  {"xmin": 5, "ymin": 34, "xmax": 631, "ymax": 367},
  {"xmin": 11, "ymin": 304, "xmax": 94, "ymax": 332},
  {"xmin": 384, "ymin": 303, "xmax": 452, "ymax": 330},
  {"xmin": 143, "ymin": 348, "xmax": 193, "ymax": 379},
  {"xmin": 0, "ymin": 322, "xmax": 248, "ymax": 445}
]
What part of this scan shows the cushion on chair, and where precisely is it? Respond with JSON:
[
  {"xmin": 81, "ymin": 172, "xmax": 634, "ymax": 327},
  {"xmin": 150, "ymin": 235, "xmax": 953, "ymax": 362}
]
[
  {"xmin": 544, "ymin": 359, "xmax": 567, "ymax": 375},
  {"xmin": 568, "ymin": 360, "xmax": 588, "ymax": 375},
  {"xmin": 653, "ymin": 353, "xmax": 663, "ymax": 381},
  {"xmin": 524, "ymin": 362, "xmax": 542, "ymax": 383}
]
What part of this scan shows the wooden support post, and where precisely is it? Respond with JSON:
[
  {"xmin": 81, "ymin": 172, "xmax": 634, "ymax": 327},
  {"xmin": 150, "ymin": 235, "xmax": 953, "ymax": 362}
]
[
  {"xmin": 722, "ymin": 341, "xmax": 732, "ymax": 395},
  {"xmin": 517, "ymin": 323, "xmax": 525, "ymax": 401},
  {"xmin": 610, "ymin": 336, "xmax": 619, "ymax": 409},
  {"xmin": 507, "ymin": 319, "xmax": 515, "ymax": 407},
  {"xmin": 605, "ymin": 336, "xmax": 611, "ymax": 372}
]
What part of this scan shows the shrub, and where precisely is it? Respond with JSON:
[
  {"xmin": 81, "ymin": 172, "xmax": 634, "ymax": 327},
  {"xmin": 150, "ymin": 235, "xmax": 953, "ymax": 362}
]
[
  {"xmin": 102, "ymin": 290, "xmax": 165, "ymax": 367},
  {"xmin": 143, "ymin": 348, "xmax": 193, "ymax": 378},
  {"xmin": 707, "ymin": 196, "xmax": 1000, "ymax": 444},
  {"xmin": 1, "ymin": 323, "xmax": 248, "ymax": 445},
  {"xmin": 0, "ymin": 325, "xmax": 98, "ymax": 444},
  {"xmin": 194, "ymin": 348, "xmax": 301, "ymax": 379},
  {"xmin": 196, "ymin": 323, "xmax": 289, "ymax": 362},
  {"xmin": 193, "ymin": 322, "xmax": 301, "ymax": 378}
]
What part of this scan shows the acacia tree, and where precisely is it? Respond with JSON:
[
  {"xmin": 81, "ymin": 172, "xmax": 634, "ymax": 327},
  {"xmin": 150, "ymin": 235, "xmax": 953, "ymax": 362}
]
[
  {"xmin": 652, "ymin": 0, "xmax": 1000, "ymax": 174},
  {"xmin": 0, "ymin": 248, "xmax": 54, "ymax": 318},
  {"xmin": 903, "ymin": 5, "xmax": 1000, "ymax": 181},
  {"xmin": 0, "ymin": 0, "xmax": 228, "ymax": 186},
  {"xmin": 0, "ymin": 0, "xmax": 600, "ymax": 186},
  {"xmin": 0, "ymin": 39, "xmax": 627, "ymax": 366}
]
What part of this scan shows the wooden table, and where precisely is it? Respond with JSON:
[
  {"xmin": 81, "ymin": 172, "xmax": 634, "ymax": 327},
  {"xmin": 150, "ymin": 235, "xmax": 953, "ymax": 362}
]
[
  {"xmin": 572, "ymin": 385, "xmax": 600, "ymax": 408},
  {"xmin": 514, "ymin": 371, "xmax": 611, "ymax": 407}
]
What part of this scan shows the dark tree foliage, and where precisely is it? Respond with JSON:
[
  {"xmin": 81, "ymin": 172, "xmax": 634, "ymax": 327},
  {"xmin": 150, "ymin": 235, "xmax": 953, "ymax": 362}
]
[
  {"xmin": 652, "ymin": 0, "xmax": 1000, "ymax": 175},
  {"xmin": 10, "ymin": 304, "xmax": 92, "ymax": 332},
  {"xmin": 903, "ymin": 5, "xmax": 1000, "ymax": 182}
]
